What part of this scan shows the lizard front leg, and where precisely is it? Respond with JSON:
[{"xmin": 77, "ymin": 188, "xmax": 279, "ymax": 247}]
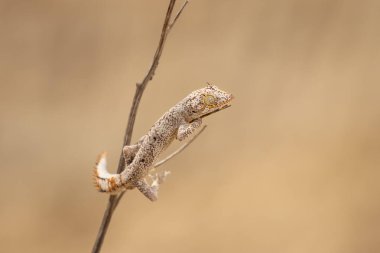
[{"xmin": 176, "ymin": 118, "xmax": 202, "ymax": 141}]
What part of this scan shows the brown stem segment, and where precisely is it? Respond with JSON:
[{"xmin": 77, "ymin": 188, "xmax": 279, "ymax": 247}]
[{"xmin": 91, "ymin": 1, "xmax": 188, "ymax": 252}]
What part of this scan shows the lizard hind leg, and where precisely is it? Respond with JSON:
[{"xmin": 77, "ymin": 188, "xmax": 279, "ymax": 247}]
[
  {"xmin": 136, "ymin": 180, "xmax": 159, "ymax": 201},
  {"xmin": 177, "ymin": 118, "xmax": 202, "ymax": 141},
  {"xmin": 123, "ymin": 144, "xmax": 140, "ymax": 165},
  {"xmin": 93, "ymin": 152, "xmax": 125, "ymax": 194}
]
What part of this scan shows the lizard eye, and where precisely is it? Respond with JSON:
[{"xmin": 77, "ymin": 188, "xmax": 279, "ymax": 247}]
[{"xmin": 204, "ymin": 94, "xmax": 216, "ymax": 105}]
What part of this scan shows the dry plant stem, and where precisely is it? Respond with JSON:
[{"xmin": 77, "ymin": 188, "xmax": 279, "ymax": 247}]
[{"xmin": 91, "ymin": 1, "xmax": 188, "ymax": 253}]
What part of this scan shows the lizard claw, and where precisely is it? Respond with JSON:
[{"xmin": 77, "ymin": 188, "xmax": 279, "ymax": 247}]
[
  {"xmin": 159, "ymin": 170, "xmax": 171, "ymax": 183},
  {"xmin": 150, "ymin": 170, "xmax": 171, "ymax": 185},
  {"xmin": 149, "ymin": 171, "xmax": 170, "ymax": 200}
]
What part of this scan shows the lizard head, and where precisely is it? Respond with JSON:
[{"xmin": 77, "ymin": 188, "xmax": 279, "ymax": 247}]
[{"xmin": 185, "ymin": 83, "xmax": 233, "ymax": 120}]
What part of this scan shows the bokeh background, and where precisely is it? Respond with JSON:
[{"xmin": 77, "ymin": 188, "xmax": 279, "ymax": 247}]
[{"xmin": 1, "ymin": 0, "xmax": 380, "ymax": 252}]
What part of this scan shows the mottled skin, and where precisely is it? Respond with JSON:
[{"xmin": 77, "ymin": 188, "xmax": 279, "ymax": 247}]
[{"xmin": 94, "ymin": 84, "xmax": 233, "ymax": 201}]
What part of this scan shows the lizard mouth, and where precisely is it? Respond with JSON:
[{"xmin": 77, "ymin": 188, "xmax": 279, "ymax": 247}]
[
  {"xmin": 217, "ymin": 94, "xmax": 234, "ymax": 110},
  {"xmin": 221, "ymin": 94, "xmax": 234, "ymax": 107},
  {"xmin": 198, "ymin": 95, "xmax": 233, "ymax": 120}
]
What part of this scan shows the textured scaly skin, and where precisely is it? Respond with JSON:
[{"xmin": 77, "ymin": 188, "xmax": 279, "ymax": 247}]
[{"xmin": 93, "ymin": 84, "xmax": 233, "ymax": 201}]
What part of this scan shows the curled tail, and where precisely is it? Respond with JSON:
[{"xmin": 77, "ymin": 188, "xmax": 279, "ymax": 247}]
[{"xmin": 93, "ymin": 152, "xmax": 125, "ymax": 194}]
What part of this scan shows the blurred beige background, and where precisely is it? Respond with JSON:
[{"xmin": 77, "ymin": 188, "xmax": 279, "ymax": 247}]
[{"xmin": 1, "ymin": 0, "xmax": 380, "ymax": 252}]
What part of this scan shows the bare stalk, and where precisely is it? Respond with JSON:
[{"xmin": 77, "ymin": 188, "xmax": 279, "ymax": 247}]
[{"xmin": 91, "ymin": 1, "xmax": 188, "ymax": 252}]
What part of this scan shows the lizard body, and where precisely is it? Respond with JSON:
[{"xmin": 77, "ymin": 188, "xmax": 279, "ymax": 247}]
[{"xmin": 93, "ymin": 84, "xmax": 233, "ymax": 201}]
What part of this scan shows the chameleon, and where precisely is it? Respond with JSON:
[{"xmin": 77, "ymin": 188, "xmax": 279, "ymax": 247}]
[{"xmin": 93, "ymin": 84, "xmax": 233, "ymax": 201}]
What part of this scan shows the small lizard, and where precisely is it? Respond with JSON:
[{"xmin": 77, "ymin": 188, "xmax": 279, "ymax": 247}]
[{"xmin": 93, "ymin": 84, "xmax": 233, "ymax": 201}]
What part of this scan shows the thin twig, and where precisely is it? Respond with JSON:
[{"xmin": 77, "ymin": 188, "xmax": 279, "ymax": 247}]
[
  {"xmin": 191, "ymin": 104, "xmax": 232, "ymax": 123},
  {"xmin": 113, "ymin": 105, "xmax": 230, "ymax": 210},
  {"xmin": 113, "ymin": 104, "xmax": 230, "ymax": 210},
  {"xmin": 91, "ymin": 1, "xmax": 188, "ymax": 253},
  {"xmin": 151, "ymin": 104, "xmax": 230, "ymax": 169},
  {"xmin": 154, "ymin": 125, "xmax": 207, "ymax": 168}
]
